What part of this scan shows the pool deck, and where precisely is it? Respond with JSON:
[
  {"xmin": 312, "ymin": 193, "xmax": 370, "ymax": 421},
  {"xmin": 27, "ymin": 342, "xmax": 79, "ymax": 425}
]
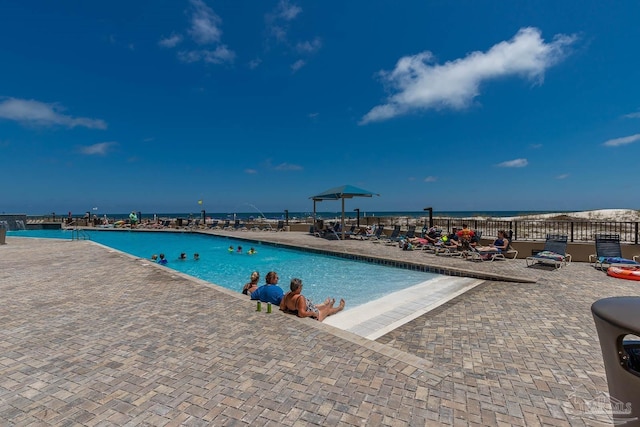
[{"xmin": 1, "ymin": 230, "xmax": 636, "ymax": 426}]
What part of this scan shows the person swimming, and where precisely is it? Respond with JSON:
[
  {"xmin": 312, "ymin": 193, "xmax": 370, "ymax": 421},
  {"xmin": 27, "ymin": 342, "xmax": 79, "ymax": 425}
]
[
  {"xmin": 228, "ymin": 246, "xmax": 234, "ymax": 253},
  {"xmin": 248, "ymin": 247, "xmax": 257, "ymax": 255},
  {"xmin": 193, "ymin": 253, "xmax": 200, "ymax": 260},
  {"xmin": 158, "ymin": 253, "xmax": 168, "ymax": 265}
]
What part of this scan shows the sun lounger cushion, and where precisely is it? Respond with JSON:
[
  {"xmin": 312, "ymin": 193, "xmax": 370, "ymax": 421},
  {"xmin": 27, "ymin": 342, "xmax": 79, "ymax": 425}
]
[
  {"xmin": 534, "ymin": 251, "xmax": 565, "ymax": 261},
  {"xmin": 599, "ymin": 256, "xmax": 639, "ymax": 265}
]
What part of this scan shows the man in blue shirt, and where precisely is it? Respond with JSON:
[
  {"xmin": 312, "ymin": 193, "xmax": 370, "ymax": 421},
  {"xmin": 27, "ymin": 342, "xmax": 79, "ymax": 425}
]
[{"xmin": 250, "ymin": 271, "xmax": 284, "ymax": 305}]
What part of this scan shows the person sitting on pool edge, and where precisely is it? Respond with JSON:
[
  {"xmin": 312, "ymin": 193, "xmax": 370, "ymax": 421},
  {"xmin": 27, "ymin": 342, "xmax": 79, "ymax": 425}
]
[
  {"xmin": 280, "ymin": 278, "xmax": 345, "ymax": 322},
  {"xmin": 250, "ymin": 271, "xmax": 284, "ymax": 305},
  {"xmin": 242, "ymin": 271, "xmax": 260, "ymax": 295}
]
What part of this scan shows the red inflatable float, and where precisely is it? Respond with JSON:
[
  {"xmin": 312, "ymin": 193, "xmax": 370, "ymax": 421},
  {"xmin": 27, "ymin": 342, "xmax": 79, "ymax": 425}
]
[{"xmin": 607, "ymin": 266, "xmax": 640, "ymax": 281}]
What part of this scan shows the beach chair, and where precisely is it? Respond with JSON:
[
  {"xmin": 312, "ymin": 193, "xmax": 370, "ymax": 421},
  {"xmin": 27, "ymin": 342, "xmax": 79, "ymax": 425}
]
[
  {"xmin": 403, "ymin": 225, "xmax": 417, "ymax": 239},
  {"xmin": 367, "ymin": 226, "xmax": 385, "ymax": 242},
  {"xmin": 232, "ymin": 220, "xmax": 248, "ymax": 231},
  {"xmin": 434, "ymin": 242, "xmax": 464, "ymax": 257},
  {"xmin": 526, "ymin": 234, "xmax": 571, "ymax": 269},
  {"xmin": 467, "ymin": 230, "xmax": 518, "ymax": 262},
  {"xmin": 222, "ymin": 220, "xmax": 231, "ymax": 230},
  {"xmin": 382, "ymin": 225, "xmax": 401, "ymax": 245},
  {"xmin": 589, "ymin": 234, "xmax": 640, "ymax": 270},
  {"xmin": 272, "ymin": 220, "xmax": 285, "ymax": 232},
  {"xmin": 208, "ymin": 220, "xmax": 219, "ymax": 229},
  {"xmin": 343, "ymin": 224, "xmax": 358, "ymax": 238},
  {"xmin": 502, "ymin": 230, "xmax": 519, "ymax": 259}
]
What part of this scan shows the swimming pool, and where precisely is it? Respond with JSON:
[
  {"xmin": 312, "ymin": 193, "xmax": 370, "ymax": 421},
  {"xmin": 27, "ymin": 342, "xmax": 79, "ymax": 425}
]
[{"xmin": 8, "ymin": 229, "xmax": 440, "ymax": 310}]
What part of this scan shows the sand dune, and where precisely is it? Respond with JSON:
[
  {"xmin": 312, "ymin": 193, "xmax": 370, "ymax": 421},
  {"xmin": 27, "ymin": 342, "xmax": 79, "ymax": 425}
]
[{"xmin": 499, "ymin": 209, "xmax": 640, "ymax": 222}]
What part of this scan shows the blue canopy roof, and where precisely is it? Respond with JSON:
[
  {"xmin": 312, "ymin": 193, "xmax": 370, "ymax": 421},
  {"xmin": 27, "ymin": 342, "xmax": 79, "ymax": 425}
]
[{"xmin": 310, "ymin": 185, "xmax": 379, "ymax": 200}]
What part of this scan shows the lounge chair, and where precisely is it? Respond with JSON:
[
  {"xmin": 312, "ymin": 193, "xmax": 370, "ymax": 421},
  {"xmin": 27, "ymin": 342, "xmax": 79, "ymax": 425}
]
[
  {"xmin": 467, "ymin": 230, "xmax": 518, "ymax": 262},
  {"xmin": 434, "ymin": 242, "xmax": 464, "ymax": 257},
  {"xmin": 383, "ymin": 225, "xmax": 402, "ymax": 245},
  {"xmin": 232, "ymin": 220, "xmax": 248, "ymax": 231},
  {"xmin": 222, "ymin": 220, "xmax": 231, "ymax": 230},
  {"xmin": 367, "ymin": 226, "xmax": 385, "ymax": 242},
  {"xmin": 526, "ymin": 234, "xmax": 571, "ymax": 269},
  {"xmin": 403, "ymin": 225, "xmax": 417, "ymax": 239},
  {"xmin": 589, "ymin": 234, "xmax": 640, "ymax": 270},
  {"xmin": 208, "ymin": 220, "xmax": 219, "ymax": 229},
  {"xmin": 271, "ymin": 220, "xmax": 285, "ymax": 232},
  {"xmin": 343, "ymin": 224, "xmax": 358, "ymax": 238}
]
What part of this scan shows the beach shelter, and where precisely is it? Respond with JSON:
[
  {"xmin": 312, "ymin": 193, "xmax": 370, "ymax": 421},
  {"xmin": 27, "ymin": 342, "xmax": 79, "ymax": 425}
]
[{"xmin": 310, "ymin": 185, "xmax": 380, "ymax": 239}]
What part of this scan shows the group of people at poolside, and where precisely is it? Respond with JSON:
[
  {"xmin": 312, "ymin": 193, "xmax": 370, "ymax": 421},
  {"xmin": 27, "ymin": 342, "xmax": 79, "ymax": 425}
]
[
  {"xmin": 151, "ymin": 252, "xmax": 199, "ymax": 264},
  {"xmin": 399, "ymin": 224, "xmax": 511, "ymax": 258},
  {"xmin": 242, "ymin": 271, "xmax": 345, "ymax": 322}
]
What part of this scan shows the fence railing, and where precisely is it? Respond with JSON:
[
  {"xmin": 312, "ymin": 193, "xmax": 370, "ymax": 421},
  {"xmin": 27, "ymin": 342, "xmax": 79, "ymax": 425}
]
[
  {"xmin": 26, "ymin": 215, "xmax": 640, "ymax": 244},
  {"xmin": 428, "ymin": 218, "xmax": 640, "ymax": 244}
]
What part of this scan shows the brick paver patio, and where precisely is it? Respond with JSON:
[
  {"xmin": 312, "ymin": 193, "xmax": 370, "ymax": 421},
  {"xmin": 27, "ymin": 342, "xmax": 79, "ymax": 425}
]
[{"xmin": 1, "ymin": 230, "xmax": 637, "ymax": 426}]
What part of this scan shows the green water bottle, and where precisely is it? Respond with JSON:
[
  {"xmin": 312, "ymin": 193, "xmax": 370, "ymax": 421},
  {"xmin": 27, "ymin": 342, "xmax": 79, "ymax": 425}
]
[
  {"xmin": 256, "ymin": 301, "xmax": 262, "ymax": 312},
  {"xmin": 267, "ymin": 303, "xmax": 272, "ymax": 313}
]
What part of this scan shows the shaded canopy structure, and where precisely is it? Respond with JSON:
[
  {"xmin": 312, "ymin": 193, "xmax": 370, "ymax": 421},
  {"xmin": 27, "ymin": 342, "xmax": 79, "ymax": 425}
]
[{"xmin": 310, "ymin": 185, "xmax": 380, "ymax": 239}]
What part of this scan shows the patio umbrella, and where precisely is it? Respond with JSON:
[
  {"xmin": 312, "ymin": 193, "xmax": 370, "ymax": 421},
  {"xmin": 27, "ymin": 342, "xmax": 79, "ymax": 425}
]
[{"xmin": 310, "ymin": 185, "xmax": 380, "ymax": 239}]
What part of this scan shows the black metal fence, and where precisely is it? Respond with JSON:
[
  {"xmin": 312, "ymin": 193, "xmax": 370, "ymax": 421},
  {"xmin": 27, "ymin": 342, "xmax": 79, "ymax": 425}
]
[
  {"xmin": 25, "ymin": 214, "xmax": 640, "ymax": 244},
  {"xmin": 429, "ymin": 218, "xmax": 640, "ymax": 244}
]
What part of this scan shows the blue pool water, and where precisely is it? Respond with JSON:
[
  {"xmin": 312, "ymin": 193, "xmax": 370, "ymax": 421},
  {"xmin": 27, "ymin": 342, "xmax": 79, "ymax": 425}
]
[{"xmin": 8, "ymin": 229, "xmax": 439, "ymax": 309}]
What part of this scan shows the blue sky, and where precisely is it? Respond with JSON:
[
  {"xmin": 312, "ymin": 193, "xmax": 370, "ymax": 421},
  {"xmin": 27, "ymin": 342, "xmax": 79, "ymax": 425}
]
[{"xmin": 2, "ymin": 1, "xmax": 640, "ymax": 215}]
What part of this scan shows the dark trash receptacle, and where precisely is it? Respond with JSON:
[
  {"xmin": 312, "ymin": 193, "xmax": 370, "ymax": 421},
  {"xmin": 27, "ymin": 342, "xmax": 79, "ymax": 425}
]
[
  {"xmin": 592, "ymin": 296, "xmax": 640, "ymax": 425},
  {"xmin": 176, "ymin": 218, "xmax": 183, "ymax": 227}
]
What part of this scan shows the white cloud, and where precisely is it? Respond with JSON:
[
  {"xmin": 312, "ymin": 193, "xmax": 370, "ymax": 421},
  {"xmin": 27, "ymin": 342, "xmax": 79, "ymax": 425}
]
[
  {"xmin": 188, "ymin": 0, "xmax": 222, "ymax": 45},
  {"xmin": 291, "ymin": 59, "xmax": 306, "ymax": 72},
  {"xmin": 424, "ymin": 176, "xmax": 437, "ymax": 182},
  {"xmin": 274, "ymin": 162, "xmax": 303, "ymax": 171},
  {"xmin": 79, "ymin": 142, "xmax": 117, "ymax": 156},
  {"xmin": 266, "ymin": 0, "xmax": 302, "ymax": 43},
  {"xmin": 623, "ymin": 112, "xmax": 640, "ymax": 119},
  {"xmin": 556, "ymin": 173, "xmax": 569, "ymax": 180},
  {"xmin": 361, "ymin": 27, "xmax": 577, "ymax": 124},
  {"xmin": 530, "ymin": 143, "xmax": 543, "ymax": 149},
  {"xmin": 0, "ymin": 97, "xmax": 107, "ymax": 129},
  {"xmin": 296, "ymin": 37, "xmax": 322, "ymax": 54},
  {"xmin": 603, "ymin": 134, "xmax": 640, "ymax": 147},
  {"xmin": 168, "ymin": 1, "xmax": 235, "ymax": 65},
  {"xmin": 178, "ymin": 45, "xmax": 235, "ymax": 64},
  {"xmin": 276, "ymin": 0, "xmax": 302, "ymax": 21},
  {"xmin": 248, "ymin": 58, "xmax": 262, "ymax": 69},
  {"xmin": 245, "ymin": 168, "xmax": 258, "ymax": 174},
  {"xmin": 159, "ymin": 33, "xmax": 183, "ymax": 48},
  {"xmin": 308, "ymin": 112, "xmax": 319, "ymax": 118},
  {"xmin": 497, "ymin": 158, "xmax": 528, "ymax": 168}
]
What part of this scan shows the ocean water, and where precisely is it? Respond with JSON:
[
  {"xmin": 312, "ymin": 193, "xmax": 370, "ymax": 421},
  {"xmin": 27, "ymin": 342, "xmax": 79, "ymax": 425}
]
[{"xmin": 8, "ymin": 229, "xmax": 439, "ymax": 310}]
